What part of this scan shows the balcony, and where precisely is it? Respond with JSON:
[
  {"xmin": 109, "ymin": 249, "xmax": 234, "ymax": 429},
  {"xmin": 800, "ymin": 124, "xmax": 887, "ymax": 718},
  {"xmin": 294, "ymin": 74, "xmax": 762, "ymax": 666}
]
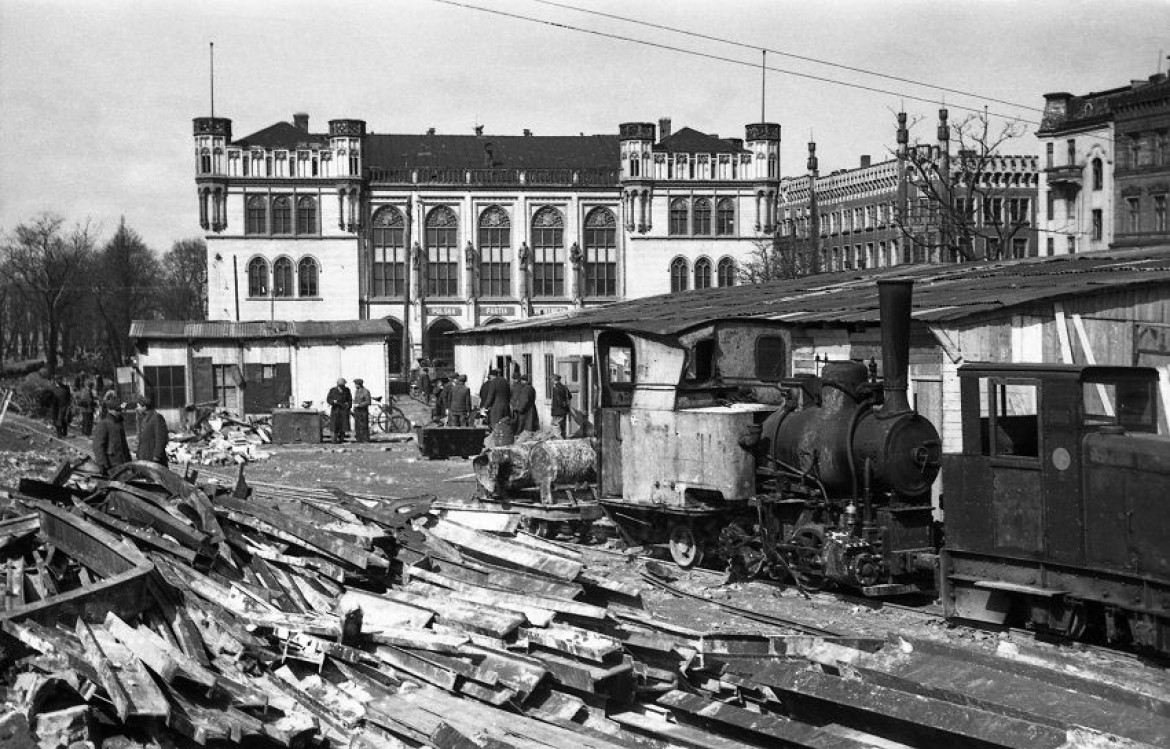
[
  {"xmin": 366, "ymin": 166, "xmax": 620, "ymax": 187},
  {"xmin": 1045, "ymin": 163, "xmax": 1083, "ymax": 190}
]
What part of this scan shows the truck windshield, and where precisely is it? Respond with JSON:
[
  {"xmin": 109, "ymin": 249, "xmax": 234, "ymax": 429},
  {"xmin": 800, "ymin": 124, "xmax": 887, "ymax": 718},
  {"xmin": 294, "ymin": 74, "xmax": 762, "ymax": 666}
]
[{"xmin": 1082, "ymin": 376, "xmax": 1157, "ymax": 431}]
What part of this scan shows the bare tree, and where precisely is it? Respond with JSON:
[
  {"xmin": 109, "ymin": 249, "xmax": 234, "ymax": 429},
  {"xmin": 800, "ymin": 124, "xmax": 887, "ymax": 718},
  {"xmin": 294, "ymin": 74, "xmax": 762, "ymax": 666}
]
[
  {"xmin": 159, "ymin": 237, "xmax": 207, "ymax": 320},
  {"xmin": 1, "ymin": 214, "xmax": 96, "ymax": 376},
  {"xmin": 93, "ymin": 218, "xmax": 163, "ymax": 367},
  {"xmin": 738, "ymin": 231, "xmax": 822, "ymax": 283},
  {"xmin": 895, "ymin": 110, "xmax": 1032, "ymax": 262}
]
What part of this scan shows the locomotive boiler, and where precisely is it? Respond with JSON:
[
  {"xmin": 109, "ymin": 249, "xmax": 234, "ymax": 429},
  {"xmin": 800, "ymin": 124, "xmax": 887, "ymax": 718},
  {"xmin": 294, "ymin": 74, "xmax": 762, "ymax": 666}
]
[{"xmin": 739, "ymin": 279, "xmax": 943, "ymax": 593}]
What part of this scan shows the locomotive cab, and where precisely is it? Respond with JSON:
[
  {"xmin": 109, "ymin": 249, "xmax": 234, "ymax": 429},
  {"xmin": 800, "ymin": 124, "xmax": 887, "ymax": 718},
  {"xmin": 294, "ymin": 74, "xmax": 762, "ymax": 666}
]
[{"xmin": 942, "ymin": 363, "xmax": 1169, "ymax": 652}]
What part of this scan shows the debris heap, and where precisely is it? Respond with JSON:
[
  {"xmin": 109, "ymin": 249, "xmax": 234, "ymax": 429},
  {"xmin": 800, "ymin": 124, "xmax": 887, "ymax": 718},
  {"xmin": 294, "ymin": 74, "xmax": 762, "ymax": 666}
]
[
  {"xmin": 1, "ymin": 462, "xmax": 1167, "ymax": 749},
  {"xmin": 168, "ymin": 412, "xmax": 274, "ymax": 466}
]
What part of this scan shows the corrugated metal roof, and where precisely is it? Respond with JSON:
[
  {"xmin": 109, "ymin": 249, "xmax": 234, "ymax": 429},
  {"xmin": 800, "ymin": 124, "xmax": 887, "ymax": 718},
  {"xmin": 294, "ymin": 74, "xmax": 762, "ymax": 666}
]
[
  {"xmin": 454, "ymin": 247, "xmax": 1170, "ymax": 339},
  {"xmin": 130, "ymin": 319, "xmax": 397, "ymax": 341}
]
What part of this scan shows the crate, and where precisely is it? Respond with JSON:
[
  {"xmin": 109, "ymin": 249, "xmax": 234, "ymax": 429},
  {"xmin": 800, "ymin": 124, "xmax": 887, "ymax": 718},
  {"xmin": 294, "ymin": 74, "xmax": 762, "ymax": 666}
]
[{"xmin": 271, "ymin": 409, "xmax": 322, "ymax": 444}]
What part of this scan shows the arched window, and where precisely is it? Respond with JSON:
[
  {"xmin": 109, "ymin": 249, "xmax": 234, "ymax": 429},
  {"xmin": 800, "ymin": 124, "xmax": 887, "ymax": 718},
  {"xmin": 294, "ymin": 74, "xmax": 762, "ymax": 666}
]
[
  {"xmin": 426, "ymin": 206, "xmax": 459, "ymax": 297},
  {"xmin": 669, "ymin": 198, "xmax": 689, "ymax": 236},
  {"xmin": 273, "ymin": 257, "xmax": 293, "ymax": 297},
  {"xmin": 478, "ymin": 206, "xmax": 511, "ymax": 297},
  {"xmin": 670, "ymin": 257, "xmax": 689, "ymax": 293},
  {"xmin": 246, "ymin": 196, "xmax": 267, "ymax": 234},
  {"xmin": 716, "ymin": 198, "xmax": 735, "ymax": 235},
  {"xmin": 1092, "ymin": 158, "xmax": 1103, "ymax": 191},
  {"xmin": 296, "ymin": 197, "xmax": 317, "ymax": 235},
  {"xmin": 371, "ymin": 206, "xmax": 406, "ymax": 298},
  {"xmin": 200, "ymin": 147, "xmax": 211, "ymax": 174},
  {"xmin": 426, "ymin": 318, "xmax": 459, "ymax": 369},
  {"xmin": 530, "ymin": 207, "xmax": 564, "ymax": 297},
  {"xmin": 629, "ymin": 155, "xmax": 640, "ymax": 178},
  {"xmin": 584, "ymin": 207, "xmax": 617, "ymax": 297},
  {"xmin": 717, "ymin": 257, "xmax": 736, "ymax": 287},
  {"xmin": 693, "ymin": 198, "xmax": 712, "ymax": 235},
  {"xmin": 694, "ymin": 257, "xmax": 712, "ymax": 289},
  {"xmin": 298, "ymin": 257, "xmax": 319, "ymax": 297},
  {"xmin": 272, "ymin": 197, "xmax": 292, "ymax": 234},
  {"xmin": 247, "ymin": 257, "xmax": 269, "ymax": 297}
]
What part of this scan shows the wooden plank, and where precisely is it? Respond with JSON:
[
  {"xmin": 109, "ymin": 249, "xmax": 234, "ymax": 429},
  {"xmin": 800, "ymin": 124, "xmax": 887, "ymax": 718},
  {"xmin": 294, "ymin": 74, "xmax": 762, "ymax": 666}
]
[
  {"xmin": 103, "ymin": 488, "xmax": 211, "ymax": 551},
  {"xmin": 104, "ymin": 612, "xmax": 216, "ymax": 689},
  {"xmin": 460, "ymin": 643, "xmax": 549, "ymax": 700},
  {"xmin": 657, "ymin": 689, "xmax": 867, "ymax": 749},
  {"xmin": 440, "ymin": 507, "xmax": 522, "ymax": 534},
  {"xmin": 374, "ymin": 644, "xmax": 460, "ymax": 691},
  {"xmin": 429, "ymin": 556, "xmax": 585, "ymax": 600},
  {"xmin": 381, "ymin": 588, "xmax": 524, "ymax": 639},
  {"xmin": 214, "ymin": 495, "xmax": 371, "ymax": 568},
  {"xmin": 337, "ymin": 589, "xmax": 434, "ymax": 630},
  {"xmin": 406, "ymin": 578, "xmax": 556, "ymax": 627},
  {"xmin": 74, "ymin": 503, "xmax": 203, "ymax": 566},
  {"xmin": 368, "ymin": 627, "xmax": 469, "ymax": 654},
  {"xmin": 408, "ymin": 567, "xmax": 606, "ymax": 621},
  {"xmin": 522, "ymin": 625, "xmax": 623, "ymax": 664},
  {"xmin": 537, "ymin": 649, "xmax": 634, "ymax": 696},
  {"xmin": 610, "ymin": 709, "xmax": 765, "ymax": 749},
  {"xmin": 6, "ymin": 558, "xmax": 25, "ymax": 609},
  {"xmin": 75, "ymin": 619, "xmax": 169, "ymax": 721},
  {"xmin": 430, "ymin": 519, "xmax": 583, "ymax": 581},
  {"xmin": 512, "ymin": 531, "xmax": 585, "ymax": 561}
]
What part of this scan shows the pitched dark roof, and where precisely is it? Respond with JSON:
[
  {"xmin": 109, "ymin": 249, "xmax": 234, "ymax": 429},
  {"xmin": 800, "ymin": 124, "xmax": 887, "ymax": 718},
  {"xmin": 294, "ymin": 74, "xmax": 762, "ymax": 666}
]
[
  {"xmin": 655, "ymin": 127, "xmax": 745, "ymax": 154},
  {"xmin": 231, "ymin": 121, "xmax": 328, "ymax": 150},
  {"xmin": 453, "ymin": 246, "xmax": 1170, "ymax": 339}
]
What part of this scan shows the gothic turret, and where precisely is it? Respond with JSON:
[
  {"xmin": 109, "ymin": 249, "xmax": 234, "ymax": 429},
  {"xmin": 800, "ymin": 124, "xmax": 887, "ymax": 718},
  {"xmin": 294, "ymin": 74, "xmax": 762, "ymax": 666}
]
[
  {"xmin": 193, "ymin": 117, "xmax": 232, "ymax": 232},
  {"xmin": 329, "ymin": 119, "xmax": 366, "ymax": 232}
]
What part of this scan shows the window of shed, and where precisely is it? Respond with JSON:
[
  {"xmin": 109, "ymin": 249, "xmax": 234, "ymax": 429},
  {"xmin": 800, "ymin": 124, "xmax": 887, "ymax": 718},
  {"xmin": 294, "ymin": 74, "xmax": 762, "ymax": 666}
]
[{"xmin": 755, "ymin": 336, "xmax": 786, "ymax": 381}]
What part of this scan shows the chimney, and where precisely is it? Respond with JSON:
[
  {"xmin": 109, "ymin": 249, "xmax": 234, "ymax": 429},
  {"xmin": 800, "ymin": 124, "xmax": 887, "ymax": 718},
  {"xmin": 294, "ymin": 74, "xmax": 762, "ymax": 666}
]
[
  {"xmin": 426, "ymin": 127, "xmax": 436, "ymax": 135},
  {"xmin": 293, "ymin": 112, "xmax": 309, "ymax": 131},
  {"xmin": 523, "ymin": 128, "xmax": 532, "ymax": 136},
  {"xmin": 474, "ymin": 124, "xmax": 484, "ymax": 136},
  {"xmin": 859, "ymin": 154, "xmax": 871, "ymax": 168},
  {"xmin": 877, "ymin": 279, "xmax": 914, "ymax": 415},
  {"xmin": 658, "ymin": 117, "xmax": 672, "ymax": 140}
]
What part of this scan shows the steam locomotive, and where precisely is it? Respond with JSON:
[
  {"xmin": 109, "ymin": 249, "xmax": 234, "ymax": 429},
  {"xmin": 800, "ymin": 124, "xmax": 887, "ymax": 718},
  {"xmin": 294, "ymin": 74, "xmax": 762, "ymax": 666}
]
[{"xmin": 592, "ymin": 279, "xmax": 1169, "ymax": 653}]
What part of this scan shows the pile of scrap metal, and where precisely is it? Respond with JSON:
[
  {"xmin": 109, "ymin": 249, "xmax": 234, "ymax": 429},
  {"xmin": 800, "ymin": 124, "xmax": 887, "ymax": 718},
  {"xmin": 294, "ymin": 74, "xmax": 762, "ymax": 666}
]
[
  {"xmin": 469, "ymin": 435, "xmax": 602, "ymax": 538},
  {"xmin": 168, "ymin": 411, "xmax": 274, "ymax": 466}
]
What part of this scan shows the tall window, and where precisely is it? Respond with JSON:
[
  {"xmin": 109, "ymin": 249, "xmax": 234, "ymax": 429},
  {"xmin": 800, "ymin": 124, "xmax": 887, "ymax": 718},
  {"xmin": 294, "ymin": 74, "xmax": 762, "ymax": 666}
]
[
  {"xmin": 272, "ymin": 196, "xmax": 293, "ymax": 234},
  {"xmin": 693, "ymin": 257, "xmax": 712, "ymax": 289},
  {"xmin": 247, "ymin": 257, "xmax": 269, "ymax": 297},
  {"xmin": 669, "ymin": 198, "xmax": 688, "ymax": 235},
  {"xmin": 371, "ymin": 206, "xmax": 406, "ymax": 298},
  {"xmin": 1046, "ymin": 190, "xmax": 1054, "ymax": 221},
  {"xmin": 1155, "ymin": 194, "xmax": 1167, "ymax": 232},
  {"xmin": 1092, "ymin": 209, "xmax": 1103, "ymax": 241},
  {"xmin": 1127, "ymin": 197, "xmax": 1141, "ymax": 233},
  {"xmin": 1066, "ymin": 139, "xmax": 1076, "ymax": 165},
  {"xmin": 584, "ymin": 207, "xmax": 617, "ymax": 297},
  {"xmin": 530, "ymin": 206, "xmax": 564, "ymax": 297},
  {"xmin": 298, "ymin": 257, "xmax": 319, "ymax": 297},
  {"xmin": 143, "ymin": 365, "xmax": 185, "ymax": 410},
  {"xmin": 1046, "ymin": 142, "xmax": 1054, "ymax": 169},
  {"xmin": 1092, "ymin": 158, "xmax": 1103, "ymax": 190},
  {"xmin": 478, "ymin": 206, "xmax": 512, "ymax": 297},
  {"xmin": 716, "ymin": 198, "xmax": 735, "ymax": 235},
  {"xmin": 670, "ymin": 257, "xmax": 689, "ymax": 292},
  {"xmin": 296, "ymin": 197, "xmax": 317, "ymax": 235},
  {"xmin": 200, "ymin": 148, "xmax": 211, "ymax": 174},
  {"xmin": 717, "ymin": 257, "xmax": 735, "ymax": 287},
  {"xmin": 426, "ymin": 206, "xmax": 459, "ymax": 297},
  {"xmin": 212, "ymin": 365, "xmax": 239, "ymax": 412},
  {"xmin": 692, "ymin": 198, "xmax": 712, "ymax": 235},
  {"xmin": 246, "ymin": 196, "xmax": 267, "ymax": 234},
  {"xmin": 1047, "ymin": 237, "xmax": 1054, "ymax": 255},
  {"xmin": 273, "ymin": 257, "xmax": 293, "ymax": 297}
]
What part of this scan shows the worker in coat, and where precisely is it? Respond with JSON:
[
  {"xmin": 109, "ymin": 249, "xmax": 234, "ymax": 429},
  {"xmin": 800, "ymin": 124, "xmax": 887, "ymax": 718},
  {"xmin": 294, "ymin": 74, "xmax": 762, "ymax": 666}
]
[
  {"xmin": 448, "ymin": 375, "xmax": 473, "ymax": 426},
  {"xmin": 510, "ymin": 374, "xmax": 540, "ymax": 433},
  {"xmin": 76, "ymin": 381, "xmax": 96, "ymax": 437},
  {"xmin": 91, "ymin": 402, "xmax": 131, "ymax": 474},
  {"xmin": 550, "ymin": 373, "xmax": 572, "ymax": 438},
  {"xmin": 352, "ymin": 378, "xmax": 372, "ymax": 442},
  {"xmin": 416, "ymin": 368, "xmax": 432, "ymax": 405},
  {"xmin": 479, "ymin": 370, "xmax": 512, "ymax": 427},
  {"xmin": 135, "ymin": 394, "xmax": 169, "ymax": 466},
  {"xmin": 49, "ymin": 378, "xmax": 72, "ymax": 438},
  {"xmin": 326, "ymin": 378, "xmax": 353, "ymax": 443}
]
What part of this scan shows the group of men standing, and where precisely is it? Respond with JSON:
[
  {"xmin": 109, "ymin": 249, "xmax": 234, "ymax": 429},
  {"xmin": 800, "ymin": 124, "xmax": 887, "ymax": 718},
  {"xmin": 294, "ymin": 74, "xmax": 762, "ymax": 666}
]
[
  {"xmin": 325, "ymin": 377, "xmax": 376, "ymax": 443},
  {"xmin": 430, "ymin": 369, "xmax": 573, "ymax": 437},
  {"xmin": 88, "ymin": 394, "xmax": 169, "ymax": 474}
]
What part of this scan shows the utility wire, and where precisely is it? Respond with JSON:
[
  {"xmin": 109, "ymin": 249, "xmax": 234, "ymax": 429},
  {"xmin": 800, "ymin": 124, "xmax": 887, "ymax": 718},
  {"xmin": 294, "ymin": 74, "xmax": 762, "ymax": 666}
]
[
  {"xmin": 428, "ymin": 0, "xmax": 1041, "ymax": 125},
  {"xmin": 529, "ymin": 0, "xmax": 1043, "ymax": 114}
]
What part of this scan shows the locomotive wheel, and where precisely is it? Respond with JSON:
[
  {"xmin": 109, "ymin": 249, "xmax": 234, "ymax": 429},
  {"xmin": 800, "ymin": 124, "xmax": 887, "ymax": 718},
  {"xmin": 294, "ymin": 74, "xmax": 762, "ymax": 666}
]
[
  {"xmin": 523, "ymin": 517, "xmax": 558, "ymax": 539},
  {"xmin": 668, "ymin": 522, "xmax": 703, "ymax": 568},
  {"xmin": 788, "ymin": 526, "xmax": 828, "ymax": 590}
]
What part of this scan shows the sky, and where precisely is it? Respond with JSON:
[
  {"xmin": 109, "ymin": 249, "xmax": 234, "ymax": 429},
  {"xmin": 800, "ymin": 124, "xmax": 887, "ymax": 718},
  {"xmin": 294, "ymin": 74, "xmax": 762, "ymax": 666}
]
[{"xmin": 1, "ymin": 0, "xmax": 1167, "ymax": 252}]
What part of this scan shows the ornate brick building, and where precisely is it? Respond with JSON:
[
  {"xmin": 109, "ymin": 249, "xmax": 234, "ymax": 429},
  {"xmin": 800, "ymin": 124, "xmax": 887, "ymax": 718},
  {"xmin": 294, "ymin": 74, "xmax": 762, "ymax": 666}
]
[{"xmin": 188, "ymin": 112, "xmax": 779, "ymax": 399}]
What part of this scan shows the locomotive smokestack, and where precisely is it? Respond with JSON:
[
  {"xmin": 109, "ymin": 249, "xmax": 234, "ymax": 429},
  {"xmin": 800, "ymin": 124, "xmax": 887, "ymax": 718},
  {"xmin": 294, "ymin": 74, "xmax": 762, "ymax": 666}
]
[{"xmin": 877, "ymin": 279, "xmax": 914, "ymax": 416}]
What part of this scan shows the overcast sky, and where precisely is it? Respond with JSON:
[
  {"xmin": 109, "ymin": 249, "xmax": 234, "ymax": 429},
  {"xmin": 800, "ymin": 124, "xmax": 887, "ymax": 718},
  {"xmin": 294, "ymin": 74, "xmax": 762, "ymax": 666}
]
[{"xmin": 1, "ymin": 0, "xmax": 1167, "ymax": 252}]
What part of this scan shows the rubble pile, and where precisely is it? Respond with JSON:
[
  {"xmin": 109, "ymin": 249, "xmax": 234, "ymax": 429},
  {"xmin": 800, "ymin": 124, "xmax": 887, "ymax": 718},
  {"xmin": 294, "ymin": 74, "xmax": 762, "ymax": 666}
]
[
  {"xmin": 168, "ymin": 413, "xmax": 274, "ymax": 466},
  {"xmin": 0, "ymin": 462, "xmax": 1166, "ymax": 749}
]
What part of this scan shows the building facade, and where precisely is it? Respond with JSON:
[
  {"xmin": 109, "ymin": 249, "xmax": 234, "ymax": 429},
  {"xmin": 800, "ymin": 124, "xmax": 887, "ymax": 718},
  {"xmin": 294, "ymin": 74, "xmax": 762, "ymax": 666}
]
[
  {"xmin": 1037, "ymin": 71, "xmax": 1170, "ymax": 254},
  {"xmin": 192, "ymin": 113, "xmax": 779, "ymax": 394}
]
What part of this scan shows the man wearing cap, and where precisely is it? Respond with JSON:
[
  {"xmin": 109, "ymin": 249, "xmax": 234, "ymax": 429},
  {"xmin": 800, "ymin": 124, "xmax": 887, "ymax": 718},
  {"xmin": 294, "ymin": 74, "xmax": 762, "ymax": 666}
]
[
  {"xmin": 550, "ymin": 373, "xmax": 572, "ymax": 438},
  {"xmin": 510, "ymin": 374, "xmax": 540, "ymax": 433},
  {"xmin": 92, "ymin": 401, "xmax": 131, "ymax": 474},
  {"xmin": 448, "ymin": 374, "xmax": 472, "ymax": 426},
  {"xmin": 479, "ymin": 369, "xmax": 511, "ymax": 428},
  {"xmin": 326, "ymin": 378, "xmax": 353, "ymax": 443},
  {"xmin": 352, "ymin": 378, "xmax": 372, "ymax": 442},
  {"xmin": 136, "ymin": 394, "xmax": 170, "ymax": 466}
]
